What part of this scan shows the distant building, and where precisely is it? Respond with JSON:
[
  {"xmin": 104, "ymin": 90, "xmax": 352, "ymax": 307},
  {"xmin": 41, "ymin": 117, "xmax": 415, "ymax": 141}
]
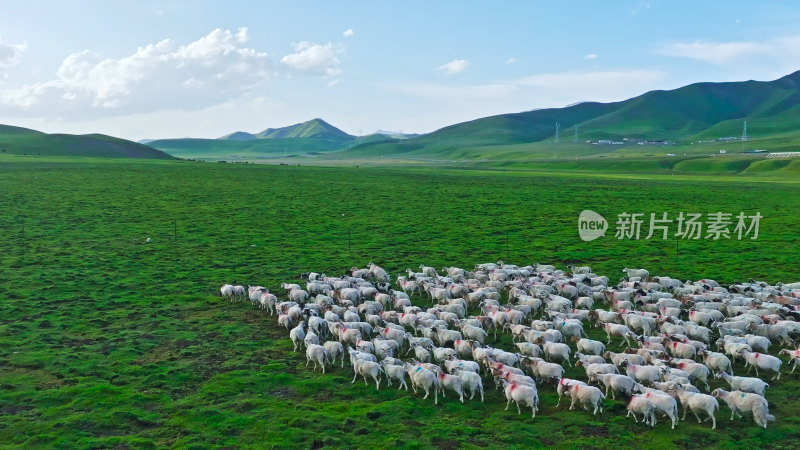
[
  {"xmin": 743, "ymin": 149, "xmax": 768, "ymax": 154},
  {"xmin": 719, "ymin": 149, "xmax": 727, "ymax": 154},
  {"xmin": 766, "ymin": 151, "xmax": 800, "ymax": 158}
]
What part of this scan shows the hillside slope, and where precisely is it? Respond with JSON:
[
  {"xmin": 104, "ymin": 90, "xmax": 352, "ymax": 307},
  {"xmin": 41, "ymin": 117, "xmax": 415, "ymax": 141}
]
[
  {"xmin": 0, "ymin": 125, "xmax": 174, "ymax": 159},
  {"xmin": 334, "ymin": 70, "xmax": 800, "ymax": 159}
]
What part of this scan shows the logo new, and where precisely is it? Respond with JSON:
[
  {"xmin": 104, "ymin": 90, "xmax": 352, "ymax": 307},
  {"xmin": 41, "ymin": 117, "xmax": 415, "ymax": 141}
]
[{"xmin": 578, "ymin": 210, "xmax": 608, "ymax": 241}]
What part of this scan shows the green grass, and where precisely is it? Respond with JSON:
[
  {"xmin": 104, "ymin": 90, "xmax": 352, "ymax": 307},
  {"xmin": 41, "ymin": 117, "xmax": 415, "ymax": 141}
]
[{"xmin": 1, "ymin": 157, "xmax": 799, "ymax": 448}]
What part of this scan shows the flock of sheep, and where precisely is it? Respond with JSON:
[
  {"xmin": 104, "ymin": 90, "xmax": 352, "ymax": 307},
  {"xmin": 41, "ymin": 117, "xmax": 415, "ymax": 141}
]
[{"xmin": 220, "ymin": 262, "xmax": 800, "ymax": 429}]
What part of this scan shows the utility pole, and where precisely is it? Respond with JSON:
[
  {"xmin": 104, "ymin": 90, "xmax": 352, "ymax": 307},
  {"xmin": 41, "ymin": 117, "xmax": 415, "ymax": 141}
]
[
  {"xmin": 555, "ymin": 122, "xmax": 560, "ymax": 144},
  {"xmin": 574, "ymin": 124, "xmax": 578, "ymax": 143}
]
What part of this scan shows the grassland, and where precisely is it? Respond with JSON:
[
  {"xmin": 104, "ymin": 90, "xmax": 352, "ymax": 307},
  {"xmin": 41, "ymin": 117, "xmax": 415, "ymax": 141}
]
[{"xmin": 1, "ymin": 156, "xmax": 799, "ymax": 448}]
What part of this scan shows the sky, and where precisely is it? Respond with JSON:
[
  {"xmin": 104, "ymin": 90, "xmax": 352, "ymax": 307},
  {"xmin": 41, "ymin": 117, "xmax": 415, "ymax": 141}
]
[{"xmin": 1, "ymin": 1, "xmax": 800, "ymax": 141}]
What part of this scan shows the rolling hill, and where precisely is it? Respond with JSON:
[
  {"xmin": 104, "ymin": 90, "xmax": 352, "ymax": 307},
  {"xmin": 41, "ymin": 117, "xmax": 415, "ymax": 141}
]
[
  {"xmin": 0, "ymin": 125, "xmax": 174, "ymax": 159},
  {"xmin": 331, "ymin": 70, "xmax": 800, "ymax": 160}
]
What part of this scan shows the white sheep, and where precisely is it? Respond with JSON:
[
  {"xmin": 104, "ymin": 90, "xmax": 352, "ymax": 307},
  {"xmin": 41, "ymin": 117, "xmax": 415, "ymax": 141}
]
[
  {"xmin": 404, "ymin": 363, "xmax": 439, "ymax": 404},
  {"xmin": 323, "ymin": 341, "xmax": 344, "ymax": 368},
  {"xmin": 677, "ymin": 360, "xmax": 712, "ymax": 389},
  {"xmin": 436, "ymin": 370, "xmax": 465, "ymax": 403},
  {"xmin": 601, "ymin": 323, "xmax": 636, "ymax": 347},
  {"xmin": 623, "ymin": 268, "xmax": 650, "ymax": 279},
  {"xmin": 572, "ymin": 337, "xmax": 605, "ymax": 356},
  {"xmin": 622, "ymin": 362, "xmax": 661, "ymax": 385},
  {"xmin": 567, "ymin": 384, "xmax": 605, "ymax": 416},
  {"xmin": 626, "ymin": 395, "xmax": 656, "ymax": 427},
  {"xmin": 515, "ymin": 342, "xmax": 543, "ymax": 358},
  {"xmin": 575, "ymin": 352, "xmax": 606, "ymax": 365},
  {"xmin": 712, "ymin": 388, "xmax": 775, "ymax": 428},
  {"xmin": 669, "ymin": 384, "xmax": 719, "ymax": 429},
  {"xmin": 595, "ymin": 373, "xmax": 636, "ymax": 399},
  {"xmin": 639, "ymin": 390, "xmax": 679, "ymax": 429},
  {"xmin": 577, "ymin": 361, "xmax": 618, "ymax": 383},
  {"xmin": 555, "ymin": 378, "xmax": 586, "ymax": 407},
  {"xmin": 540, "ymin": 341, "xmax": 572, "ymax": 367},
  {"xmin": 305, "ymin": 344, "xmax": 330, "ymax": 373},
  {"xmin": 380, "ymin": 360, "xmax": 409, "ymax": 391},
  {"xmin": 303, "ymin": 330, "xmax": 320, "ymax": 348},
  {"xmin": 453, "ymin": 368, "xmax": 484, "ymax": 402},
  {"xmin": 741, "ymin": 350, "xmax": 782, "ymax": 380},
  {"xmin": 501, "ymin": 381, "xmax": 539, "ymax": 418},
  {"xmin": 444, "ymin": 358, "xmax": 480, "ymax": 374},
  {"xmin": 663, "ymin": 339, "xmax": 696, "ymax": 360},
  {"xmin": 699, "ymin": 350, "xmax": 733, "ymax": 375},
  {"xmin": 289, "ymin": 322, "xmax": 306, "ymax": 352},
  {"xmin": 778, "ymin": 348, "xmax": 800, "ymax": 373},
  {"xmin": 527, "ymin": 359, "xmax": 564, "ymax": 384},
  {"xmin": 351, "ymin": 358, "xmax": 383, "ymax": 390},
  {"xmin": 715, "ymin": 372, "xmax": 769, "ymax": 397},
  {"xmin": 459, "ymin": 323, "xmax": 488, "ymax": 345}
]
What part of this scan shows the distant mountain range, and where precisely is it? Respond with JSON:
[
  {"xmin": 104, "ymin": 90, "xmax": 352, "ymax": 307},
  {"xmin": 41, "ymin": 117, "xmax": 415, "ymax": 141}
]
[
  {"xmin": 335, "ymin": 70, "xmax": 800, "ymax": 159},
  {"xmin": 0, "ymin": 124, "xmax": 173, "ymax": 159},
  {"xmin": 146, "ymin": 119, "xmax": 418, "ymax": 159},
  {"xmin": 3, "ymin": 71, "xmax": 800, "ymax": 162}
]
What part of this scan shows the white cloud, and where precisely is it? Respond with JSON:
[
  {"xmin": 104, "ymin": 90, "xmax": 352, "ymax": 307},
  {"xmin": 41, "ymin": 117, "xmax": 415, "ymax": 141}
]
[
  {"xmin": 438, "ymin": 59, "xmax": 470, "ymax": 75},
  {"xmin": 655, "ymin": 36, "xmax": 800, "ymax": 80},
  {"xmin": 281, "ymin": 41, "xmax": 342, "ymax": 77},
  {"xmin": 628, "ymin": 1, "xmax": 651, "ymax": 16},
  {"xmin": 512, "ymin": 70, "xmax": 665, "ymax": 99},
  {"xmin": 584, "ymin": 54, "xmax": 598, "ymax": 60},
  {"xmin": 656, "ymin": 36, "xmax": 800, "ymax": 66},
  {"xmin": 342, "ymin": 29, "xmax": 354, "ymax": 37},
  {"xmin": 506, "ymin": 57, "xmax": 516, "ymax": 64},
  {"xmin": 0, "ymin": 38, "xmax": 27, "ymax": 76},
  {"xmin": 0, "ymin": 28, "xmax": 272, "ymax": 114}
]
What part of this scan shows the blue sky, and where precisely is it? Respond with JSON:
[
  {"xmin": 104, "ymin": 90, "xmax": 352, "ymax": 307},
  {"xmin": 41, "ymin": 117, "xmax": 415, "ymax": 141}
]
[{"xmin": 1, "ymin": 1, "xmax": 799, "ymax": 140}]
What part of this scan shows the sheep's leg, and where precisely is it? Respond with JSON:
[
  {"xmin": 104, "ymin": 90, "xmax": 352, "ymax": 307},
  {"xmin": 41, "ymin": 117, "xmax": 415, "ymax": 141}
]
[
  {"xmin": 351, "ymin": 371, "xmax": 358, "ymax": 383},
  {"xmin": 628, "ymin": 410, "xmax": 638, "ymax": 423},
  {"xmin": 710, "ymin": 411, "xmax": 717, "ymax": 429},
  {"xmin": 694, "ymin": 411, "xmax": 702, "ymax": 423},
  {"xmin": 516, "ymin": 400, "xmax": 522, "ymax": 415},
  {"xmin": 423, "ymin": 386, "xmax": 429, "ymax": 399},
  {"xmin": 569, "ymin": 397, "xmax": 577, "ymax": 411},
  {"xmin": 321, "ymin": 363, "xmax": 326, "ymax": 374},
  {"xmin": 375, "ymin": 375, "xmax": 380, "ymax": 390},
  {"xmin": 505, "ymin": 398, "xmax": 511, "ymax": 411},
  {"xmin": 681, "ymin": 406, "xmax": 688, "ymax": 421},
  {"xmin": 480, "ymin": 388, "xmax": 484, "ymax": 403},
  {"xmin": 363, "ymin": 375, "xmax": 368, "ymax": 386},
  {"xmin": 556, "ymin": 394, "xmax": 562, "ymax": 407}
]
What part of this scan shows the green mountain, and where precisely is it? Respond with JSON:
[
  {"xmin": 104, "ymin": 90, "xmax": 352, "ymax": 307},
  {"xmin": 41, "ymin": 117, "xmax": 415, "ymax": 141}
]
[
  {"xmin": 333, "ymin": 70, "xmax": 800, "ymax": 160},
  {"xmin": 0, "ymin": 125, "xmax": 174, "ymax": 159},
  {"xmin": 218, "ymin": 131, "xmax": 258, "ymax": 141},
  {"xmin": 152, "ymin": 118, "xmax": 374, "ymax": 159},
  {"xmin": 253, "ymin": 118, "xmax": 352, "ymax": 140}
]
